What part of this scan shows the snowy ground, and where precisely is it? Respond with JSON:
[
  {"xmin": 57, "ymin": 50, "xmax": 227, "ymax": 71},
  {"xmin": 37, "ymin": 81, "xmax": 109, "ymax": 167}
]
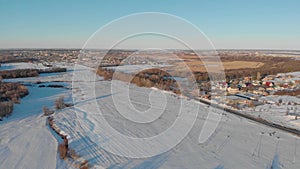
[
  {"xmin": 0, "ymin": 62, "xmax": 49, "ymax": 70},
  {"xmin": 0, "ymin": 65, "xmax": 72, "ymax": 169},
  {"xmin": 0, "ymin": 115, "xmax": 58, "ymax": 169},
  {"xmin": 53, "ymin": 69, "xmax": 300, "ymax": 169},
  {"xmin": 1, "ymin": 62, "xmax": 76, "ymax": 83},
  {"xmin": 105, "ymin": 64, "xmax": 170, "ymax": 74},
  {"xmin": 240, "ymin": 95, "xmax": 300, "ymax": 131},
  {"xmin": 0, "ymin": 62, "xmax": 72, "ymax": 71},
  {"xmin": 1, "ymin": 63, "xmax": 300, "ymax": 168},
  {"xmin": 4, "ymin": 72, "xmax": 74, "ymax": 83}
]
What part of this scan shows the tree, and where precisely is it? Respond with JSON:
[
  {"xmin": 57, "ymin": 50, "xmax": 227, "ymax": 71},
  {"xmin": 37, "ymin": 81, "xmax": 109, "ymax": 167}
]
[
  {"xmin": 43, "ymin": 106, "xmax": 53, "ymax": 116},
  {"xmin": 55, "ymin": 96, "xmax": 65, "ymax": 110},
  {"xmin": 0, "ymin": 102, "xmax": 13, "ymax": 118},
  {"xmin": 58, "ymin": 143, "xmax": 67, "ymax": 159},
  {"xmin": 278, "ymin": 98, "xmax": 283, "ymax": 105},
  {"xmin": 257, "ymin": 72, "xmax": 261, "ymax": 80},
  {"xmin": 285, "ymin": 109, "xmax": 289, "ymax": 116}
]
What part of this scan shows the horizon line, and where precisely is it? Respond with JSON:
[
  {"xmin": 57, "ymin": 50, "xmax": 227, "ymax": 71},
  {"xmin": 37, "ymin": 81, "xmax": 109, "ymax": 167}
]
[{"xmin": 1, "ymin": 48, "xmax": 300, "ymax": 51}]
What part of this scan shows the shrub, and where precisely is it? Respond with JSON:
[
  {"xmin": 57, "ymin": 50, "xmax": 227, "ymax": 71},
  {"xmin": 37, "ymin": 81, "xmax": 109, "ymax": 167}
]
[
  {"xmin": 55, "ymin": 96, "xmax": 65, "ymax": 110},
  {"xmin": 0, "ymin": 102, "xmax": 14, "ymax": 118},
  {"xmin": 43, "ymin": 106, "xmax": 54, "ymax": 116},
  {"xmin": 58, "ymin": 143, "xmax": 68, "ymax": 159}
]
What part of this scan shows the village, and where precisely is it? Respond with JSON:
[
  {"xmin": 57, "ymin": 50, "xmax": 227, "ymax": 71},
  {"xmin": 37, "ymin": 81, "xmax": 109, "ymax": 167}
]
[{"xmin": 200, "ymin": 71, "xmax": 300, "ymax": 109}]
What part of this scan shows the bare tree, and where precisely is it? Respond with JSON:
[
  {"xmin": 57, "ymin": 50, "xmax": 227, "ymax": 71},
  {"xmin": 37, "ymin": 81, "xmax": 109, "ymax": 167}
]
[
  {"xmin": 55, "ymin": 96, "xmax": 65, "ymax": 110},
  {"xmin": 0, "ymin": 102, "xmax": 13, "ymax": 118},
  {"xmin": 58, "ymin": 143, "xmax": 67, "ymax": 159},
  {"xmin": 43, "ymin": 106, "xmax": 53, "ymax": 116}
]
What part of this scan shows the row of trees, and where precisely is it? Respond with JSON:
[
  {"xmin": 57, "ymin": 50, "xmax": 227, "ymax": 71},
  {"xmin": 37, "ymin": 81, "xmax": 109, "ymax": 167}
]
[
  {"xmin": 45, "ymin": 95, "xmax": 89, "ymax": 168},
  {"xmin": 275, "ymin": 89, "xmax": 300, "ymax": 96},
  {"xmin": 0, "ymin": 67, "xmax": 67, "ymax": 79},
  {"xmin": 43, "ymin": 95, "xmax": 73, "ymax": 116},
  {"xmin": 97, "ymin": 67, "xmax": 181, "ymax": 94},
  {"xmin": 0, "ymin": 69, "xmax": 39, "ymax": 79}
]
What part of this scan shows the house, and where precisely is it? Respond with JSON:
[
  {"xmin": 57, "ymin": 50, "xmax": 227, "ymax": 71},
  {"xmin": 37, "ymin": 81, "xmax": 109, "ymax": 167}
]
[{"xmin": 265, "ymin": 81, "xmax": 274, "ymax": 87}]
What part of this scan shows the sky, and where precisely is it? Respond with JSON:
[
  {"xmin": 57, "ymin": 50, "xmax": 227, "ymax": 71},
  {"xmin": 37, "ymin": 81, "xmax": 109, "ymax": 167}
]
[{"xmin": 0, "ymin": 0, "xmax": 300, "ymax": 49}]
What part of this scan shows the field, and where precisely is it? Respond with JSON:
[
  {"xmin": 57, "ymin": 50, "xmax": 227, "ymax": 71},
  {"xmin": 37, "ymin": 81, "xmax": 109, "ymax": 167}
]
[
  {"xmin": 1, "ymin": 50, "xmax": 300, "ymax": 169},
  {"xmin": 172, "ymin": 60, "xmax": 264, "ymax": 72},
  {"xmin": 52, "ymin": 68, "xmax": 300, "ymax": 169}
]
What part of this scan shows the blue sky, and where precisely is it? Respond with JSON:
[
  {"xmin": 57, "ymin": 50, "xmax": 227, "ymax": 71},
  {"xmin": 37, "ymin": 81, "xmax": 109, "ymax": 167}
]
[{"xmin": 0, "ymin": 0, "xmax": 300, "ymax": 49}]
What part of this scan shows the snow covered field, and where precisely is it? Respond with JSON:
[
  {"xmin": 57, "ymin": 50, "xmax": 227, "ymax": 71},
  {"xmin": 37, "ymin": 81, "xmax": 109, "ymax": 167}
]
[
  {"xmin": 0, "ymin": 67, "xmax": 72, "ymax": 169},
  {"xmin": 0, "ymin": 116, "xmax": 58, "ymax": 169},
  {"xmin": 0, "ymin": 62, "xmax": 72, "ymax": 71},
  {"xmin": 105, "ymin": 64, "xmax": 170, "ymax": 74},
  {"xmin": 4, "ymin": 72, "xmax": 74, "ymax": 83},
  {"xmin": 52, "ymin": 69, "xmax": 300, "ymax": 169},
  {"xmin": 0, "ymin": 62, "xmax": 49, "ymax": 70},
  {"xmin": 241, "ymin": 94, "xmax": 300, "ymax": 131},
  {"xmin": 1, "ymin": 63, "xmax": 300, "ymax": 168},
  {"xmin": 230, "ymin": 71, "xmax": 300, "ymax": 134},
  {"xmin": 1, "ymin": 62, "xmax": 76, "ymax": 83},
  {"xmin": 0, "ymin": 83, "xmax": 71, "ymax": 169}
]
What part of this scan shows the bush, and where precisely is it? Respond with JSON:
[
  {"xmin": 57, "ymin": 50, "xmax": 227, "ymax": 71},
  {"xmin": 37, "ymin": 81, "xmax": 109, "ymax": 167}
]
[
  {"xmin": 0, "ymin": 102, "xmax": 14, "ymax": 118},
  {"xmin": 58, "ymin": 143, "xmax": 68, "ymax": 159},
  {"xmin": 43, "ymin": 106, "xmax": 54, "ymax": 116},
  {"xmin": 55, "ymin": 96, "xmax": 65, "ymax": 110}
]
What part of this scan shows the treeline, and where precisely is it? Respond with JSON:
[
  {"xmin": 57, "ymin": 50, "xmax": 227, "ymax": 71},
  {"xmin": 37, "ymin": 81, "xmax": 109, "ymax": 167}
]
[
  {"xmin": 220, "ymin": 55, "xmax": 289, "ymax": 62},
  {"xmin": 0, "ymin": 82, "xmax": 28, "ymax": 118},
  {"xmin": 0, "ymin": 102, "xmax": 13, "ymax": 118},
  {"xmin": 0, "ymin": 67, "xmax": 67, "ymax": 79},
  {"xmin": 38, "ymin": 67, "xmax": 67, "ymax": 74},
  {"xmin": 0, "ymin": 57, "xmax": 38, "ymax": 64},
  {"xmin": 97, "ymin": 67, "xmax": 181, "ymax": 94},
  {"xmin": 274, "ymin": 89, "xmax": 300, "ymax": 96},
  {"xmin": 0, "ymin": 69, "xmax": 39, "ymax": 79},
  {"xmin": 0, "ymin": 82, "xmax": 29, "ymax": 102}
]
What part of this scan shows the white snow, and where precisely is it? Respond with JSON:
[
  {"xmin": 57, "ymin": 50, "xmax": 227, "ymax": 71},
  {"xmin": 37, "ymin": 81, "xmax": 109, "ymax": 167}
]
[
  {"xmin": 0, "ymin": 68, "xmax": 72, "ymax": 169},
  {"xmin": 1, "ymin": 63, "xmax": 300, "ymax": 168},
  {"xmin": 52, "ymin": 69, "xmax": 300, "ymax": 169},
  {"xmin": 0, "ymin": 62, "xmax": 49, "ymax": 70},
  {"xmin": 0, "ymin": 62, "xmax": 73, "ymax": 71},
  {"xmin": 242, "ymin": 95, "xmax": 300, "ymax": 131},
  {"xmin": 0, "ymin": 116, "xmax": 58, "ymax": 169},
  {"xmin": 105, "ymin": 64, "xmax": 170, "ymax": 74}
]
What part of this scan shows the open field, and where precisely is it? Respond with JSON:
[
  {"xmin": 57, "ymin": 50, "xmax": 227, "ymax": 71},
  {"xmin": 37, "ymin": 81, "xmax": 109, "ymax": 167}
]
[
  {"xmin": 52, "ymin": 69, "xmax": 300, "ymax": 168},
  {"xmin": 172, "ymin": 60, "xmax": 264, "ymax": 72},
  {"xmin": 223, "ymin": 61, "xmax": 264, "ymax": 69}
]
